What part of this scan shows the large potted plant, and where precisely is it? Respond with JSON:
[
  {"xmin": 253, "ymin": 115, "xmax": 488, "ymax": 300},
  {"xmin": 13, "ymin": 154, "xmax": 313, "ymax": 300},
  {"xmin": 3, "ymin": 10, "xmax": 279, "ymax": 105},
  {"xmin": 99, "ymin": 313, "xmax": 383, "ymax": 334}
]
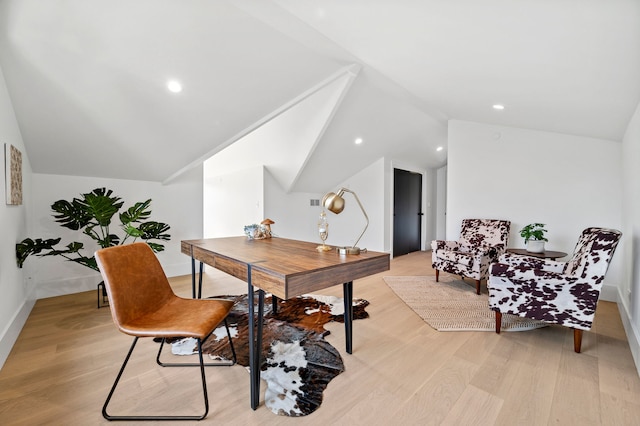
[
  {"xmin": 519, "ymin": 223, "xmax": 548, "ymax": 253},
  {"xmin": 16, "ymin": 187, "xmax": 171, "ymax": 272}
]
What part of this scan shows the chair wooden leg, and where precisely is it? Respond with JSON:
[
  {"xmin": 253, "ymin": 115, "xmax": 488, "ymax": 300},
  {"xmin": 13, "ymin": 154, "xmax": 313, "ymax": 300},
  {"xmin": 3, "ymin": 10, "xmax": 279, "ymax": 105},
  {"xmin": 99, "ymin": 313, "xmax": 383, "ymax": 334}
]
[
  {"xmin": 475, "ymin": 280, "xmax": 481, "ymax": 295},
  {"xmin": 495, "ymin": 311, "xmax": 502, "ymax": 334},
  {"xmin": 435, "ymin": 269, "xmax": 439, "ymax": 282},
  {"xmin": 574, "ymin": 329, "xmax": 583, "ymax": 353}
]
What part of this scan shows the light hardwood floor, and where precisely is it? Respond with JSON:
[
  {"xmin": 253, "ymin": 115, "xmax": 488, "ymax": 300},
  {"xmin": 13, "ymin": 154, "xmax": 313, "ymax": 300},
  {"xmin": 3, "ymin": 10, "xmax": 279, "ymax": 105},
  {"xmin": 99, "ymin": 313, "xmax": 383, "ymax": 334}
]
[{"xmin": 1, "ymin": 250, "xmax": 639, "ymax": 425}]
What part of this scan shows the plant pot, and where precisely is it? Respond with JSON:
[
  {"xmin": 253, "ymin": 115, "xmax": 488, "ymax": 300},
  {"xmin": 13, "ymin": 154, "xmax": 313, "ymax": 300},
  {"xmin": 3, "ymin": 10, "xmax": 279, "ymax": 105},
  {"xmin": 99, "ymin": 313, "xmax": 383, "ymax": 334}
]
[{"xmin": 526, "ymin": 240, "xmax": 545, "ymax": 253}]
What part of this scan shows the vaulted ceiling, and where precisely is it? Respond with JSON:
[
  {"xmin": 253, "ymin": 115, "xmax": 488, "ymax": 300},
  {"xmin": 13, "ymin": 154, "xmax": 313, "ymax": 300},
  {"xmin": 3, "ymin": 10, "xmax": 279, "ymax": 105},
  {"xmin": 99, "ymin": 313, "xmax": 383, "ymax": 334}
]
[{"xmin": 0, "ymin": 1, "xmax": 638, "ymax": 190}]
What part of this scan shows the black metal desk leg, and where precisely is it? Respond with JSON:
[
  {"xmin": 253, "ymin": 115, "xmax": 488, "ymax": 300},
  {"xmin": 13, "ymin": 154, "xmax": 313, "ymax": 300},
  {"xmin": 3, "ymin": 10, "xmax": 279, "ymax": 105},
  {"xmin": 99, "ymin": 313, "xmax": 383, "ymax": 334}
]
[
  {"xmin": 190, "ymin": 257, "xmax": 204, "ymax": 299},
  {"xmin": 247, "ymin": 265, "xmax": 256, "ymax": 409},
  {"xmin": 247, "ymin": 265, "xmax": 264, "ymax": 410},
  {"xmin": 343, "ymin": 281, "xmax": 353, "ymax": 354},
  {"xmin": 197, "ymin": 261, "xmax": 204, "ymax": 299},
  {"xmin": 191, "ymin": 257, "xmax": 196, "ymax": 299},
  {"xmin": 97, "ymin": 281, "xmax": 108, "ymax": 308},
  {"xmin": 255, "ymin": 290, "xmax": 264, "ymax": 404}
]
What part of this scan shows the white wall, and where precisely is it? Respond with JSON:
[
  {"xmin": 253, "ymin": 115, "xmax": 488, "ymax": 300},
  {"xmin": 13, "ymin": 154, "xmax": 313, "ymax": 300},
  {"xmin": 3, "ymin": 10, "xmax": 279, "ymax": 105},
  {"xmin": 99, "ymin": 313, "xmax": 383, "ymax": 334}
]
[
  {"xmin": 26, "ymin": 170, "xmax": 203, "ymax": 298},
  {"xmin": 208, "ymin": 155, "xmax": 438, "ymax": 257},
  {"xmin": 447, "ymin": 120, "xmax": 623, "ymax": 299},
  {"xmin": 0, "ymin": 64, "xmax": 32, "ymax": 369},
  {"xmin": 424, "ymin": 167, "xmax": 437, "ymax": 246},
  {"xmin": 203, "ymin": 165, "xmax": 264, "ymax": 238},
  {"xmin": 264, "ymin": 169, "xmax": 324, "ymax": 243},
  {"xmin": 621, "ymin": 102, "xmax": 640, "ymax": 374},
  {"xmin": 263, "ymin": 158, "xmax": 388, "ymax": 252},
  {"xmin": 332, "ymin": 157, "xmax": 386, "ymax": 252},
  {"xmin": 436, "ymin": 165, "xmax": 447, "ymax": 240}
]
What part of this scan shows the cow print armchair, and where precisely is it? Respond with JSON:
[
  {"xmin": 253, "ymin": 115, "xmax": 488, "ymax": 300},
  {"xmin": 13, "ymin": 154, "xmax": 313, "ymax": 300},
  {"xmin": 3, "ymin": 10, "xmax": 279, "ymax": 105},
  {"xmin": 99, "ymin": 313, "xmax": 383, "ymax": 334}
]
[
  {"xmin": 431, "ymin": 219, "xmax": 511, "ymax": 295},
  {"xmin": 488, "ymin": 227, "xmax": 622, "ymax": 353}
]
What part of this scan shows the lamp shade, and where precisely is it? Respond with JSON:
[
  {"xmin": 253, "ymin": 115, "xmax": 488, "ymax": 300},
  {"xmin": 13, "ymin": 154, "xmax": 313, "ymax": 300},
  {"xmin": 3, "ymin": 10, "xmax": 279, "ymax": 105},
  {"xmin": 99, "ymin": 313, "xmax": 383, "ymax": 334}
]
[{"xmin": 322, "ymin": 191, "xmax": 345, "ymax": 214}]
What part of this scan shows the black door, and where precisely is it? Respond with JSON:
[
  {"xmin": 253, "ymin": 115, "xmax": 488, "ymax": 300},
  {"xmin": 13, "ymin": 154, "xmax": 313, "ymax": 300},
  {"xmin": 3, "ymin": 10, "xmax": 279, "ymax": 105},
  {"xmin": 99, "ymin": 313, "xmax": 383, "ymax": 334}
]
[{"xmin": 393, "ymin": 169, "xmax": 422, "ymax": 256}]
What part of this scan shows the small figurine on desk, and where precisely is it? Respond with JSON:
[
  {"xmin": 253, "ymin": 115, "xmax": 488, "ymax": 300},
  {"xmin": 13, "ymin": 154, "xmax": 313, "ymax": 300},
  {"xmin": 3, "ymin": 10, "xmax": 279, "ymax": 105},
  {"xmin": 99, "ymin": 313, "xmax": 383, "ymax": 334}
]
[
  {"xmin": 244, "ymin": 218, "xmax": 275, "ymax": 239},
  {"xmin": 261, "ymin": 218, "xmax": 275, "ymax": 235}
]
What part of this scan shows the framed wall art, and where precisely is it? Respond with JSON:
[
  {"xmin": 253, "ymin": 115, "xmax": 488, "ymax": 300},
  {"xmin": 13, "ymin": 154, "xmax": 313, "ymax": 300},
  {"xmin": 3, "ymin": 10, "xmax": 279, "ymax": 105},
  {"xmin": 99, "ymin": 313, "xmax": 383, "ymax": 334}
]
[{"xmin": 5, "ymin": 143, "xmax": 23, "ymax": 205}]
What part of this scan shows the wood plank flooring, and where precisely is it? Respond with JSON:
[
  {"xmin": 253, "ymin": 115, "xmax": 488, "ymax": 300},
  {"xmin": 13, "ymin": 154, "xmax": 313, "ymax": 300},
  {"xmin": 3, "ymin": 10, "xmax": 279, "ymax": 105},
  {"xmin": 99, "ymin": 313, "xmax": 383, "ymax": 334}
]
[{"xmin": 1, "ymin": 250, "xmax": 639, "ymax": 425}]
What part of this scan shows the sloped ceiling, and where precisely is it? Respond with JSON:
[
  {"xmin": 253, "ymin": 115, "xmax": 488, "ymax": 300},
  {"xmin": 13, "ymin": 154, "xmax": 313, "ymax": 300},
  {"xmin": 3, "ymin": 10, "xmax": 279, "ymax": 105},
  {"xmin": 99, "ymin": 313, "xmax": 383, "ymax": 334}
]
[
  {"xmin": 0, "ymin": 0, "xmax": 638, "ymax": 188},
  {"xmin": 203, "ymin": 65, "xmax": 359, "ymax": 192},
  {"xmin": 277, "ymin": 0, "xmax": 640, "ymax": 141}
]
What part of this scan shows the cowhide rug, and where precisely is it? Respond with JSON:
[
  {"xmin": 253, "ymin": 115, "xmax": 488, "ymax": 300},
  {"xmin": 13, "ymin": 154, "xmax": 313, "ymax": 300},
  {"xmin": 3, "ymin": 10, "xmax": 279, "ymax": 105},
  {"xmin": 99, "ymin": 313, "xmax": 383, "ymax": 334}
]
[{"xmin": 170, "ymin": 293, "xmax": 370, "ymax": 417}]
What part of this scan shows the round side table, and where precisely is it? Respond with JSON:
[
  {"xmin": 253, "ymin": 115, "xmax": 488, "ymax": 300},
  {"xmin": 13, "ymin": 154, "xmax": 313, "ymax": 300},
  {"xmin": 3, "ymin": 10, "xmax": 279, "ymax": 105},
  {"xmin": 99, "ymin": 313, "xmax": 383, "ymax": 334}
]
[{"xmin": 506, "ymin": 248, "xmax": 568, "ymax": 260}]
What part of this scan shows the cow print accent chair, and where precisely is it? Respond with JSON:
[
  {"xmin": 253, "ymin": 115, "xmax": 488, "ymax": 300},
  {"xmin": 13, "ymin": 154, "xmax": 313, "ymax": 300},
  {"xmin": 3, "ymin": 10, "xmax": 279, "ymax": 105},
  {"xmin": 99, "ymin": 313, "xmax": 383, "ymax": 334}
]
[
  {"xmin": 488, "ymin": 227, "xmax": 622, "ymax": 353},
  {"xmin": 431, "ymin": 219, "xmax": 511, "ymax": 295}
]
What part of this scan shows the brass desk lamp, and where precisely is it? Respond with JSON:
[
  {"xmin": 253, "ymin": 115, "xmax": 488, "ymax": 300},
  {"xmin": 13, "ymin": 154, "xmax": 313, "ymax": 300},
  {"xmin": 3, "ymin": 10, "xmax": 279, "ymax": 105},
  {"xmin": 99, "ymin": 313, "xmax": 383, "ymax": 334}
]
[{"xmin": 322, "ymin": 188, "xmax": 369, "ymax": 255}]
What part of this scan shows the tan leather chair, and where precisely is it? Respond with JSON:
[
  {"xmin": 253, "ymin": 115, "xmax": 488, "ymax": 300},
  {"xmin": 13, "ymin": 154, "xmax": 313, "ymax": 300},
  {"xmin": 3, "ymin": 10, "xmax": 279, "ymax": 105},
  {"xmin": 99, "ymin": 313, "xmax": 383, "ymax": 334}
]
[{"xmin": 95, "ymin": 242, "xmax": 236, "ymax": 421}]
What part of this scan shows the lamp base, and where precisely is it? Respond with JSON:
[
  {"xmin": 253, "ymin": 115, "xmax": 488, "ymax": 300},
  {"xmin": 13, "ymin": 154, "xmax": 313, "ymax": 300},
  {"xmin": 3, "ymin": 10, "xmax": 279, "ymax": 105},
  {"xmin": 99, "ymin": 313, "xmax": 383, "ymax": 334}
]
[{"xmin": 336, "ymin": 246, "xmax": 361, "ymax": 255}]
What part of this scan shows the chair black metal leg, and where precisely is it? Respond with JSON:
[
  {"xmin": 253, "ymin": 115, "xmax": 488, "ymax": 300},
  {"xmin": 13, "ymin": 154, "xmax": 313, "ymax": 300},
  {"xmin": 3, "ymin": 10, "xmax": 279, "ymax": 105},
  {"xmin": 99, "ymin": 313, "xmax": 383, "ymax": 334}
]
[
  {"xmin": 156, "ymin": 319, "xmax": 237, "ymax": 367},
  {"xmin": 223, "ymin": 318, "xmax": 238, "ymax": 363},
  {"xmin": 102, "ymin": 336, "xmax": 210, "ymax": 421}
]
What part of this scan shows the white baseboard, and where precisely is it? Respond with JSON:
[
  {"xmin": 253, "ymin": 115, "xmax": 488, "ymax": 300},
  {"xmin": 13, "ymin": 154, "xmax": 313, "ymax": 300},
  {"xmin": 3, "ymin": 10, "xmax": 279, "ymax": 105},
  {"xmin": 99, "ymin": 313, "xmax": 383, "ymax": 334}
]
[
  {"xmin": 36, "ymin": 274, "xmax": 103, "ymax": 299},
  {"xmin": 616, "ymin": 292, "xmax": 640, "ymax": 378},
  {"xmin": 600, "ymin": 283, "xmax": 619, "ymax": 302},
  {"xmin": 33, "ymin": 261, "xmax": 192, "ymax": 299},
  {"xmin": 163, "ymin": 261, "xmax": 192, "ymax": 279},
  {"xmin": 601, "ymin": 283, "xmax": 640, "ymax": 377},
  {"xmin": 0, "ymin": 297, "xmax": 36, "ymax": 370}
]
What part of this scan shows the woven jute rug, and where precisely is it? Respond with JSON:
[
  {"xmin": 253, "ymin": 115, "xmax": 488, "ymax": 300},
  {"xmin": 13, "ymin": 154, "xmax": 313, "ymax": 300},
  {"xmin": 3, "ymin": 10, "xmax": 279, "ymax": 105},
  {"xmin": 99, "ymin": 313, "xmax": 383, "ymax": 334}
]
[{"xmin": 384, "ymin": 275, "xmax": 547, "ymax": 332}]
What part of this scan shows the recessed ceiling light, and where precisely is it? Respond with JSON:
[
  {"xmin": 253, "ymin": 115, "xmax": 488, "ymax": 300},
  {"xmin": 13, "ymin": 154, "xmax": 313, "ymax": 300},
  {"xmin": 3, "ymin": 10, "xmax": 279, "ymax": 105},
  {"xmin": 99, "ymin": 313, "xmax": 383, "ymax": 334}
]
[
  {"xmin": 493, "ymin": 104, "xmax": 505, "ymax": 110},
  {"xmin": 167, "ymin": 80, "xmax": 182, "ymax": 93},
  {"xmin": 436, "ymin": 146, "xmax": 443, "ymax": 151},
  {"xmin": 355, "ymin": 137, "xmax": 363, "ymax": 145}
]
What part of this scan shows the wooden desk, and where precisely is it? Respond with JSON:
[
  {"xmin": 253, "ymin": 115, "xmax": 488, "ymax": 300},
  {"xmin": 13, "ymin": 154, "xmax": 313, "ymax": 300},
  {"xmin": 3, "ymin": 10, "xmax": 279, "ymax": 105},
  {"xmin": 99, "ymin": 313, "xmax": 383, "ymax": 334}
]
[
  {"xmin": 506, "ymin": 248, "xmax": 568, "ymax": 260},
  {"xmin": 181, "ymin": 237, "xmax": 390, "ymax": 410}
]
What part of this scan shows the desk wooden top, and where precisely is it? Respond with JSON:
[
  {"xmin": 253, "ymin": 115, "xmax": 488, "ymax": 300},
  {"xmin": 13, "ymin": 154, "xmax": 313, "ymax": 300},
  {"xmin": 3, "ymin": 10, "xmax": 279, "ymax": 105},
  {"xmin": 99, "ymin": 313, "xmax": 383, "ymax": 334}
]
[{"xmin": 181, "ymin": 237, "xmax": 390, "ymax": 299}]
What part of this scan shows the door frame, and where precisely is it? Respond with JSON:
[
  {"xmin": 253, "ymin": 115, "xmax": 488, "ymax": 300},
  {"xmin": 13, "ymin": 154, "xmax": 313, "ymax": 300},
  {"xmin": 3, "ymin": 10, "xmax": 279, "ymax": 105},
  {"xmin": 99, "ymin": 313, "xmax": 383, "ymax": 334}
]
[{"xmin": 389, "ymin": 161, "xmax": 428, "ymax": 258}]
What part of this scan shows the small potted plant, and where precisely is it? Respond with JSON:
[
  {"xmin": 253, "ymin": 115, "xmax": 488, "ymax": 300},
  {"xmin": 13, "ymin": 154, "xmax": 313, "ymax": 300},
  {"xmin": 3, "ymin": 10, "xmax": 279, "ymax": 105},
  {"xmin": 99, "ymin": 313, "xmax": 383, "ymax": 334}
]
[{"xmin": 519, "ymin": 223, "xmax": 548, "ymax": 253}]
